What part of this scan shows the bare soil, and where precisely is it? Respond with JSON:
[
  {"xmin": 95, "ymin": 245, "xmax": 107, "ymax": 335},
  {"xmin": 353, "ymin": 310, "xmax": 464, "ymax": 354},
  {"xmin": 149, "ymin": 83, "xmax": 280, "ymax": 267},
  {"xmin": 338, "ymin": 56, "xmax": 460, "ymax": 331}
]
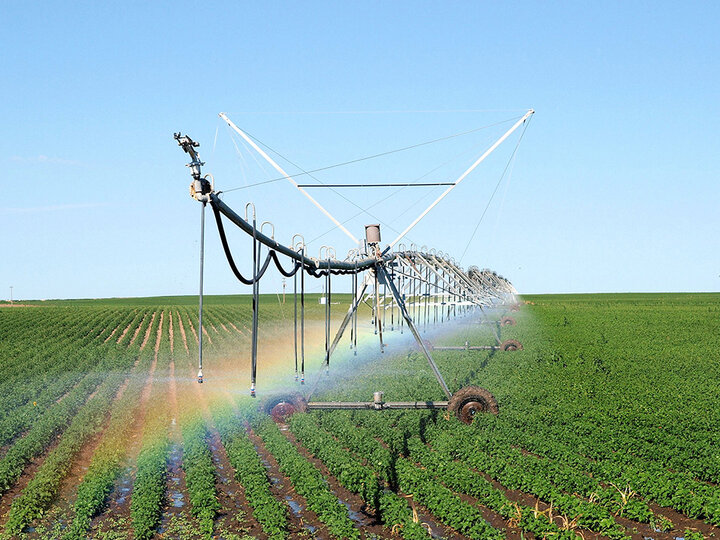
[
  {"xmin": 169, "ymin": 311, "xmax": 174, "ymax": 353},
  {"xmin": 128, "ymin": 311, "xmax": 149, "ymax": 346},
  {"xmin": 115, "ymin": 317, "xmax": 136, "ymax": 344},
  {"xmin": 185, "ymin": 313, "xmax": 199, "ymax": 344},
  {"xmin": 282, "ymin": 427, "xmax": 390, "ymax": 538},
  {"xmin": 139, "ymin": 311, "xmax": 158, "ymax": 351},
  {"xmin": 247, "ymin": 427, "xmax": 332, "ymax": 538},
  {"xmin": 90, "ymin": 317, "xmax": 164, "ymax": 534},
  {"xmin": 207, "ymin": 428, "xmax": 267, "ymax": 538},
  {"xmin": 176, "ymin": 310, "xmax": 189, "ymax": 354}
]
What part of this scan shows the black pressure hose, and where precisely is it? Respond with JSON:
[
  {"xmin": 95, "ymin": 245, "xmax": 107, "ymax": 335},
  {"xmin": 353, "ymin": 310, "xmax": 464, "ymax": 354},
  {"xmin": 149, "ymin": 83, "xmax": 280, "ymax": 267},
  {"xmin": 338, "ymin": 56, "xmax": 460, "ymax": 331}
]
[{"xmin": 212, "ymin": 202, "xmax": 303, "ymax": 284}]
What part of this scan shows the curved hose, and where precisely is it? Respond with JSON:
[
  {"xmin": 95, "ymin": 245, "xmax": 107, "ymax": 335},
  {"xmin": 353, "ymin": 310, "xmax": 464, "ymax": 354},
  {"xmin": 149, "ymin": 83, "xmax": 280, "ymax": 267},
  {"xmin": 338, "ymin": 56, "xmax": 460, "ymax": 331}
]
[{"xmin": 213, "ymin": 202, "xmax": 310, "ymax": 285}]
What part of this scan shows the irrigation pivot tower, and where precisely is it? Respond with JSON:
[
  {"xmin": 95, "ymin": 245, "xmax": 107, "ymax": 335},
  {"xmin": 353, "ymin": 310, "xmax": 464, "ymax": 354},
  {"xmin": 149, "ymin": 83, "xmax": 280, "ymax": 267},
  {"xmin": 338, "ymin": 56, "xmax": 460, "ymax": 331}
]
[{"xmin": 175, "ymin": 109, "xmax": 533, "ymax": 423}]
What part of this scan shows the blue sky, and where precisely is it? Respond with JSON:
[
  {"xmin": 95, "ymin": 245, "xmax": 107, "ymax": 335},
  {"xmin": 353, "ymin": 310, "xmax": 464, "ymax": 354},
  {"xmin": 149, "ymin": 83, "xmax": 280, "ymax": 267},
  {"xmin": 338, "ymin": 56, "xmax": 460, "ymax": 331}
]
[{"xmin": 2, "ymin": 1, "xmax": 718, "ymax": 299}]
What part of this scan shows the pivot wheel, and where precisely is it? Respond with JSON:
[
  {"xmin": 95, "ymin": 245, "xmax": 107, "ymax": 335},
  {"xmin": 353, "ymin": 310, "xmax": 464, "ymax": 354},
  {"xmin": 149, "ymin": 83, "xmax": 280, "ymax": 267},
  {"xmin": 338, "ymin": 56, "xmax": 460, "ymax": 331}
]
[
  {"xmin": 264, "ymin": 393, "xmax": 307, "ymax": 423},
  {"xmin": 448, "ymin": 386, "xmax": 499, "ymax": 424},
  {"xmin": 500, "ymin": 316, "xmax": 516, "ymax": 326},
  {"xmin": 499, "ymin": 339, "xmax": 523, "ymax": 351}
]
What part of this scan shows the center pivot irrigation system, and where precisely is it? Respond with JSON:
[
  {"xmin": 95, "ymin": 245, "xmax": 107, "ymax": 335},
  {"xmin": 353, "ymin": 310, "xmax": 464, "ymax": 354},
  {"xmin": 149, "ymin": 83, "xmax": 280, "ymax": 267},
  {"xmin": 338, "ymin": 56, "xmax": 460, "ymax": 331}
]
[{"xmin": 176, "ymin": 109, "xmax": 533, "ymax": 423}]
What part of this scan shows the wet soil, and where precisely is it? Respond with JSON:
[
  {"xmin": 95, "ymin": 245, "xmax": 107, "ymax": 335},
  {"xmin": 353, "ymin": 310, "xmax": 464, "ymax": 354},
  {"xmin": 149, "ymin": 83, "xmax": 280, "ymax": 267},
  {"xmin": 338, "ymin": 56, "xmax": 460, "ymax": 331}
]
[
  {"xmin": 247, "ymin": 427, "xmax": 331, "ymax": 538},
  {"xmin": 282, "ymin": 426, "xmax": 390, "ymax": 538},
  {"xmin": 0, "ymin": 436, "xmax": 63, "ymax": 528},
  {"xmin": 206, "ymin": 429, "xmax": 267, "ymax": 538},
  {"xmin": 89, "ymin": 321, "xmax": 163, "ymax": 536}
]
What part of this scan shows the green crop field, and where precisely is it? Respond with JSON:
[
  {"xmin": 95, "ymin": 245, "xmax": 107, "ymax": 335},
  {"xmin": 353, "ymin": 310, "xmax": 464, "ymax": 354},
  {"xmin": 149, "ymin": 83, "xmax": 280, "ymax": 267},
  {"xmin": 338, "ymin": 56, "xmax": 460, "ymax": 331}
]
[{"xmin": 0, "ymin": 293, "xmax": 718, "ymax": 540}]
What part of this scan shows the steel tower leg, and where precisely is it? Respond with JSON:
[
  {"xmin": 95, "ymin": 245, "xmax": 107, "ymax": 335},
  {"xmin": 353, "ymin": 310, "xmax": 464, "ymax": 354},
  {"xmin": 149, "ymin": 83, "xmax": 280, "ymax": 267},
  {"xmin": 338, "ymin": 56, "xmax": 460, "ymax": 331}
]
[{"xmin": 377, "ymin": 266, "xmax": 452, "ymax": 400}]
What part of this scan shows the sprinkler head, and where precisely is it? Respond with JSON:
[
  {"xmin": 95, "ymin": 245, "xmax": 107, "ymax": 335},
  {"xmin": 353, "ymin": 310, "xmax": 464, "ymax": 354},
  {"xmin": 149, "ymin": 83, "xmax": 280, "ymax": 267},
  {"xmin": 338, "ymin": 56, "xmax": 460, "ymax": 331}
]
[
  {"xmin": 250, "ymin": 383, "xmax": 256, "ymax": 398},
  {"xmin": 197, "ymin": 369, "xmax": 203, "ymax": 384}
]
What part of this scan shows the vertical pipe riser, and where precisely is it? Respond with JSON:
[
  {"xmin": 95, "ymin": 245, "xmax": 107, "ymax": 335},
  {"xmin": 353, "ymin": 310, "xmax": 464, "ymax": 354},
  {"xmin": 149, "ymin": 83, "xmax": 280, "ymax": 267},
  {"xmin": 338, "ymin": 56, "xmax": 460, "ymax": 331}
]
[{"xmin": 197, "ymin": 203, "xmax": 205, "ymax": 383}]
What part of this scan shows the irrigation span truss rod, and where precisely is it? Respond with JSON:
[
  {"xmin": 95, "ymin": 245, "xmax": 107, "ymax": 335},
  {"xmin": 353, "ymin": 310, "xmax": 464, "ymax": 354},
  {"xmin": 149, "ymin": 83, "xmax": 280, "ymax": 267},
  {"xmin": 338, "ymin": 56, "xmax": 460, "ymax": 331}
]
[
  {"xmin": 219, "ymin": 112, "xmax": 359, "ymax": 244},
  {"xmin": 387, "ymin": 109, "xmax": 534, "ymax": 250}
]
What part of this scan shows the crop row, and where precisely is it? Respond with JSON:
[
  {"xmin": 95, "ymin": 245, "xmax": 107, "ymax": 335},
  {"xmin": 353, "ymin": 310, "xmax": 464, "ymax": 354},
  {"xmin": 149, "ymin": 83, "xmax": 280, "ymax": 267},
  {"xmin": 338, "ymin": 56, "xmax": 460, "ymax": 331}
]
[
  {"xmin": 403, "ymin": 436, "xmax": 583, "ymax": 540},
  {"xmin": 0, "ymin": 308, "xmax": 122, "ymax": 420},
  {"xmin": 130, "ymin": 313, "xmax": 172, "ymax": 540},
  {"xmin": 436, "ymin": 417, "xmax": 655, "ymax": 523},
  {"xmin": 254, "ymin": 415, "xmax": 360, "ymax": 539},
  {"xmin": 0, "ymin": 351, "xmax": 105, "ymax": 447},
  {"xmin": 504, "ymin": 387, "xmax": 720, "ymax": 486},
  {"xmin": 314, "ymin": 411, "xmax": 503, "ymax": 540},
  {"xmin": 62, "ymin": 309, "xmax": 164, "ymax": 538},
  {"xmin": 4, "ymin": 363, "xmax": 134, "ymax": 536},
  {"xmin": 471, "ymin": 415, "xmax": 720, "ymax": 527},
  {"xmin": 288, "ymin": 412, "xmax": 430, "ymax": 540},
  {"xmin": 63, "ymin": 350, "xmax": 155, "ymax": 539},
  {"xmin": 0, "ymin": 351, "xmax": 134, "ymax": 496},
  {"xmin": 180, "ymin": 414, "xmax": 220, "ymax": 538},
  {"xmin": 369, "ymin": 410, "xmax": 633, "ymax": 539},
  {"xmin": 214, "ymin": 406, "xmax": 288, "ymax": 539}
]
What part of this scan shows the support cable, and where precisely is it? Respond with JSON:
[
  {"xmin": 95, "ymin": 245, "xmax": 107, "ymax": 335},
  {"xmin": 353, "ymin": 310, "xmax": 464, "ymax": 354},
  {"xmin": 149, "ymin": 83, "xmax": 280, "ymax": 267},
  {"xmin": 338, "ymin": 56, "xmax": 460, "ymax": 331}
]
[
  {"xmin": 459, "ymin": 115, "xmax": 532, "ymax": 262},
  {"xmin": 220, "ymin": 116, "xmax": 522, "ymax": 193}
]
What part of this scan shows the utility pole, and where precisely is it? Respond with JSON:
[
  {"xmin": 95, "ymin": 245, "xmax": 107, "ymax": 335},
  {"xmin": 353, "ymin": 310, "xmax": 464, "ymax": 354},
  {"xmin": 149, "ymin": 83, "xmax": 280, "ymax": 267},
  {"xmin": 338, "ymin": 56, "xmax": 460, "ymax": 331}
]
[
  {"xmin": 282, "ymin": 278, "xmax": 286, "ymax": 304},
  {"xmin": 9, "ymin": 286, "xmax": 13, "ymax": 305}
]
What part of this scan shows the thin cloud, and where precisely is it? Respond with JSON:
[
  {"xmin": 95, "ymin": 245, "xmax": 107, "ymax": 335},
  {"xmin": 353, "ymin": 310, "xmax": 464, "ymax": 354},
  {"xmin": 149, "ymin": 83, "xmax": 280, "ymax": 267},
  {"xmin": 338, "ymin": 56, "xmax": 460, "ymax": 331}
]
[
  {"xmin": 2, "ymin": 202, "xmax": 110, "ymax": 214},
  {"xmin": 10, "ymin": 155, "xmax": 84, "ymax": 166}
]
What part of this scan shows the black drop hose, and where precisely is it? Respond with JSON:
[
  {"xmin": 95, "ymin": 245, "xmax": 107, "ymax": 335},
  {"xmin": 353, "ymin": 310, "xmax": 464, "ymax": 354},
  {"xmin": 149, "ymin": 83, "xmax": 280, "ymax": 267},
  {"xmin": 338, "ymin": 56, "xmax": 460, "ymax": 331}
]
[{"xmin": 212, "ymin": 202, "xmax": 303, "ymax": 284}]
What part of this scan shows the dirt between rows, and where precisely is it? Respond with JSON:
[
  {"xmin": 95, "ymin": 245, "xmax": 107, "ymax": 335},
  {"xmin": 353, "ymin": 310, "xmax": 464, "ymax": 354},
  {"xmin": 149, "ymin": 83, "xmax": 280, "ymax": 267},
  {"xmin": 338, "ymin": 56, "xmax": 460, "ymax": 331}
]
[
  {"xmin": 512, "ymin": 446, "xmax": 720, "ymax": 539},
  {"xmin": 303, "ymin": 425, "xmax": 466, "ymax": 539},
  {"xmin": 0, "ymin": 436, "xmax": 63, "ymax": 529},
  {"xmin": 247, "ymin": 427, "xmax": 334, "ymax": 539},
  {"xmin": 128, "ymin": 311, "xmax": 149, "ymax": 346},
  {"xmin": 176, "ymin": 310, "xmax": 189, "ymax": 353},
  {"xmin": 89, "ymin": 315, "xmax": 164, "ymax": 536},
  {"xmin": 206, "ymin": 428, "xmax": 267, "ymax": 538},
  {"xmin": 281, "ymin": 427, "xmax": 389, "ymax": 538}
]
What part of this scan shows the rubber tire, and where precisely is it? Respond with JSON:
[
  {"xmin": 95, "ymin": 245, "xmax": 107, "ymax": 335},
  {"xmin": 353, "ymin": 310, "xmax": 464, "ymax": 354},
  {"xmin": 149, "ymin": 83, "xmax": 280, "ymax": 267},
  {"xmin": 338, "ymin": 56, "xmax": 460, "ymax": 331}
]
[
  {"xmin": 500, "ymin": 339, "xmax": 523, "ymax": 351},
  {"xmin": 500, "ymin": 316, "xmax": 516, "ymax": 326},
  {"xmin": 448, "ymin": 386, "xmax": 499, "ymax": 424},
  {"xmin": 264, "ymin": 393, "xmax": 307, "ymax": 422}
]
